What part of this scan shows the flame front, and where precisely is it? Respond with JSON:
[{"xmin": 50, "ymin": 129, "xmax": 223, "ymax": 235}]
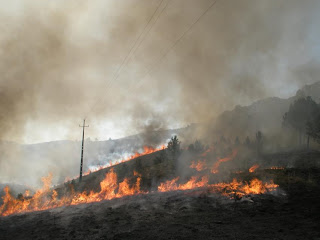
[
  {"xmin": 0, "ymin": 147, "xmax": 279, "ymax": 217},
  {"xmin": 0, "ymin": 171, "xmax": 278, "ymax": 216},
  {"xmin": 158, "ymin": 176, "xmax": 209, "ymax": 192},
  {"xmin": 82, "ymin": 145, "xmax": 166, "ymax": 177},
  {"xmin": 0, "ymin": 168, "xmax": 142, "ymax": 216},
  {"xmin": 211, "ymin": 149, "xmax": 238, "ymax": 173},
  {"xmin": 249, "ymin": 164, "xmax": 260, "ymax": 173},
  {"xmin": 190, "ymin": 160, "xmax": 207, "ymax": 171},
  {"xmin": 159, "ymin": 176, "xmax": 277, "ymax": 198}
]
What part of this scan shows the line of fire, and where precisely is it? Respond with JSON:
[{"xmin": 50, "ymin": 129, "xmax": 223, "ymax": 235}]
[{"xmin": 1, "ymin": 1, "xmax": 320, "ymax": 239}]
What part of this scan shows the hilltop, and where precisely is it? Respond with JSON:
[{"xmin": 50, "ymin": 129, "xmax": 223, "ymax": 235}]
[{"xmin": 214, "ymin": 81, "xmax": 320, "ymax": 139}]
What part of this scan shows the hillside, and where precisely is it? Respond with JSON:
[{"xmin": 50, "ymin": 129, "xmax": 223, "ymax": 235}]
[
  {"xmin": 214, "ymin": 81, "xmax": 320, "ymax": 138},
  {"xmin": 1, "ymin": 149, "xmax": 320, "ymax": 239},
  {"xmin": 1, "ymin": 82, "xmax": 319, "ymax": 188},
  {"xmin": 0, "ymin": 126, "xmax": 196, "ymax": 188}
]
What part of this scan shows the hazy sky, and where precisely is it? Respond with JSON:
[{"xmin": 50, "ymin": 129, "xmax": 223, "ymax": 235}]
[{"xmin": 1, "ymin": 0, "xmax": 320, "ymax": 144}]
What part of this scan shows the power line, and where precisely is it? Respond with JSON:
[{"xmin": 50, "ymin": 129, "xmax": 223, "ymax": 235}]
[
  {"xmin": 106, "ymin": 0, "xmax": 220, "ymax": 110},
  {"xmin": 108, "ymin": 0, "xmax": 171, "ymax": 90},
  {"xmin": 103, "ymin": 0, "xmax": 167, "ymax": 94},
  {"xmin": 86, "ymin": 0, "xmax": 168, "ymax": 118}
]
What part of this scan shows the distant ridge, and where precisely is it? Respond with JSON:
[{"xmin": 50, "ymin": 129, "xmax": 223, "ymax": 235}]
[{"xmin": 214, "ymin": 81, "xmax": 320, "ymax": 138}]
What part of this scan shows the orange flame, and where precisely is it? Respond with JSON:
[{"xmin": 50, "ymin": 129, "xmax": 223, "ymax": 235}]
[
  {"xmin": 158, "ymin": 177, "xmax": 278, "ymax": 198},
  {"xmin": 80, "ymin": 145, "xmax": 166, "ymax": 178},
  {"xmin": 211, "ymin": 149, "xmax": 238, "ymax": 173},
  {"xmin": 249, "ymin": 164, "xmax": 260, "ymax": 173},
  {"xmin": 158, "ymin": 176, "xmax": 209, "ymax": 192},
  {"xmin": 128, "ymin": 145, "xmax": 165, "ymax": 160},
  {"xmin": 0, "ymin": 169, "xmax": 142, "ymax": 216},
  {"xmin": 190, "ymin": 160, "xmax": 207, "ymax": 171},
  {"xmin": 269, "ymin": 166, "xmax": 284, "ymax": 170},
  {"xmin": 210, "ymin": 178, "xmax": 278, "ymax": 197},
  {"xmin": 1, "ymin": 150, "xmax": 279, "ymax": 217},
  {"xmin": 201, "ymin": 146, "xmax": 214, "ymax": 157}
]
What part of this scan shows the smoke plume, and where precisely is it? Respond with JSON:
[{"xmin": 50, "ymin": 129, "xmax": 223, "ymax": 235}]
[{"xmin": 0, "ymin": 0, "xmax": 319, "ymax": 185}]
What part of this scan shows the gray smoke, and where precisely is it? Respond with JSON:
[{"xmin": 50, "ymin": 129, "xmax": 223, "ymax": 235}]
[{"xmin": 0, "ymin": 0, "xmax": 319, "ymax": 186}]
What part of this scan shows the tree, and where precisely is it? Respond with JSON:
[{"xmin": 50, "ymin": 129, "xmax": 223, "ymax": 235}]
[
  {"xmin": 220, "ymin": 136, "xmax": 226, "ymax": 143},
  {"xmin": 154, "ymin": 150, "xmax": 167, "ymax": 165},
  {"xmin": 194, "ymin": 140, "xmax": 204, "ymax": 153},
  {"xmin": 306, "ymin": 106, "xmax": 320, "ymax": 144},
  {"xmin": 234, "ymin": 136, "xmax": 240, "ymax": 146},
  {"xmin": 283, "ymin": 96, "xmax": 319, "ymax": 146},
  {"xmin": 188, "ymin": 143, "xmax": 195, "ymax": 152},
  {"xmin": 167, "ymin": 135, "xmax": 181, "ymax": 159},
  {"xmin": 256, "ymin": 131, "xmax": 263, "ymax": 155},
  {"xmin": 188, "ymin": 140, "xmax": 204, "ymax": 153},
  {"xmin": 245, "ymin": 136, "xmax": 251, "ymax": 146}
]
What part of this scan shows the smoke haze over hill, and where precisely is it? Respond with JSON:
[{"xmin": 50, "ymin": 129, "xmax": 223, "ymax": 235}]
[
  {"xmin": 0, "ymin": 0, "xmax": 320, "ymax": 144},
  {"xmin": 1, "ymin": 0, "xmax": 320, "ymax": 187}
]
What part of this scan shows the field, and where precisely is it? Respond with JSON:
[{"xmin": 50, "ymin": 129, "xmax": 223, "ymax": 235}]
[{"xmin": 1, "ymin": 150, "xmax": 320, "ymax": 239}]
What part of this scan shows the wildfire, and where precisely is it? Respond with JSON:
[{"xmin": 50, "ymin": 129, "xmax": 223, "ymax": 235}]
[
  {"xmin": 0, "ymin": 168, "xmax": 279, "ymax": 217},
  {"xmin": 201, "ymin": 146, "xmax": 214, "ymax": 157},
  {"xmin": 269, "ymin": 166, "xmax": 284, "ymax": 170},
  {"xmin": 128, "ymin": 145, "xmax": 165, "ymax": 160},
  {"xmin": 158, "ymin": 176, "xmax": 209, "ymax": 192},
  {"xmin": 1, "ymin": 146, "xmax": 281, "ymax": 217},
  {"xmin": 211, "ymin": 178, "xmax": 278, "ymax": 197},
  {"xmin": 0, "ymin": 168, "xmax": 142, "ymax": 217},
  {"xmin": 211, "ymin": 149, "xmax": 238, "ymax": 173},
  {"xmin": 249, "ymin": 164, "xmax": 260, "ymax": 173},
  {"xmin": 79, "ymin": 145, "xmax": 166, "ymax": 178},
  {"xmin": 190, "ymin": 160, "xmax": 207, "ymax": 171},
  {"xmin": 159, "ymin": 176, "xmax": 278, "ymax": 198}
]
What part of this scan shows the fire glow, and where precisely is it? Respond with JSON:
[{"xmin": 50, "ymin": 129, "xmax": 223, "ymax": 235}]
[
  {"xmin": 211, "ymin": 149, "xmax": 238, "ymax": 173},
  {"xmin": 80, "ymin": 145, "xmax": 166, "ymax": 178},
  {"xmin": 158, "ymin": 177, "xmax": 278, "ymax": 197},
  {"xmin": 249, "ymin": 164, "xmax": 260, "ymax": 173},
  {"xmin": 190, "ymin": 160, "xmax": 207, "ymax": 171},
  {"xmin": 190, "ymin": 149, "xmax": 238, "ymax": 173},
  {"xmin": 0, "ymin": 168, "xmax": 278, "ymax": 217}
]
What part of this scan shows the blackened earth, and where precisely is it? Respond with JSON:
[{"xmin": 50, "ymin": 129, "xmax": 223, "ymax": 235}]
[{"xmin": 1, "ymin": 188, "xmax": 319, "ymax": 240}]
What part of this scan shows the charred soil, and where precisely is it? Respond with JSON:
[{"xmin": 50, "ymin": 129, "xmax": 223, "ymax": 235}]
[
  {"xmin": 1, "ymin": 150, "xmax": 320, "ymax": 239},
  {"xmin": 1, "ymin": 177, "xmax": 320, "ymax": 240}
]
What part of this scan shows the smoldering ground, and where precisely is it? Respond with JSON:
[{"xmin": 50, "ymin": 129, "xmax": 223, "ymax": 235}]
[{"xmin": 1, "ymin": 0, "xmax": 320, "ymax": 186}]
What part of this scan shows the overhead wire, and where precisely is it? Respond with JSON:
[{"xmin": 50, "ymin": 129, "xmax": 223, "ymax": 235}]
[
  {"xmin": 102, "ymin": 0, "xmax": 168, "ymax": 96},
  {"xmin": 108, "ymin": 0, "xmax": 171, "ymax": 90},
  {"xmin": 105, "ymin": 0, "xmax": 220, "ymax": 111},
  {"xmin": 85, "ymin": 0, "xmax": 167, "ymax": 118}
]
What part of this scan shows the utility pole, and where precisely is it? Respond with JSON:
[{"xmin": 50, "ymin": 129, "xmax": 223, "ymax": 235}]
[{"xmin": 79, "ymin": 119, "xmax": 89, "ymax": 182}]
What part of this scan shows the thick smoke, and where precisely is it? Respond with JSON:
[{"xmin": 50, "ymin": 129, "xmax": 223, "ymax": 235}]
[{"xmin": 0, "ymin": 0, "xmax": 319, "ymax": 186}]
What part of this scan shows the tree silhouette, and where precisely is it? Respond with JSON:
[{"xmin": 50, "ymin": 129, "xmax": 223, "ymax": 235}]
[
  {"xmin": 306, "ymin": 106, "xmax": 320, "ymax": 144},
  {"xmin": 234, "ymin": 136, "xmax": 240, "ymax": 146},
  {"xmin": 167, "ymin": 135, "xmax": 181, "ymax": 159},
  {"xmin": 194, "ymin": 140, "xmax": 204, "ymax": 153},
  {"xmin": 188, "ymin": 140, "xmax": 204, "ymax": 153},
  {"xmin": 245, "ymin": 136, "xmax": 251, "ymax": 147},
  {"xmin": 283, "ymin": 96, "xmax": 318, "ymax": 146},
  {"xmin": 220, "ymin": 136, "xmax": 226, "ymax": 143},
  {"xmin": 256, "ymin": 131, "xmax": 263, "ymax": 155}
]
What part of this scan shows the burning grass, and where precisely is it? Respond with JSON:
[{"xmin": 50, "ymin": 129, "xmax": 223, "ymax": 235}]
[
  {"xmin": 82, "ymin": 145, "xmax": 166, "ymax": 177},
  {"xmin": 249, "ymin": 164, "xmax": 260, "ymax": 173},
  {"xmin": 1, "ymin": 146, "xmax": 293, "ymax": 217},
  {"xmin": 0, "ymin": 167, "xmax": 279, "ymax": 217}
]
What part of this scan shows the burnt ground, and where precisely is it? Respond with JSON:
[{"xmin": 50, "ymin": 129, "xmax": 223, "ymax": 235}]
[
  {"xmin": 0, "ymin": 187, "xmax": 320, "ymax": 240},
  {"xmin": 1, "ymin": 150, "xmax": 320, "ymax": 239}
]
